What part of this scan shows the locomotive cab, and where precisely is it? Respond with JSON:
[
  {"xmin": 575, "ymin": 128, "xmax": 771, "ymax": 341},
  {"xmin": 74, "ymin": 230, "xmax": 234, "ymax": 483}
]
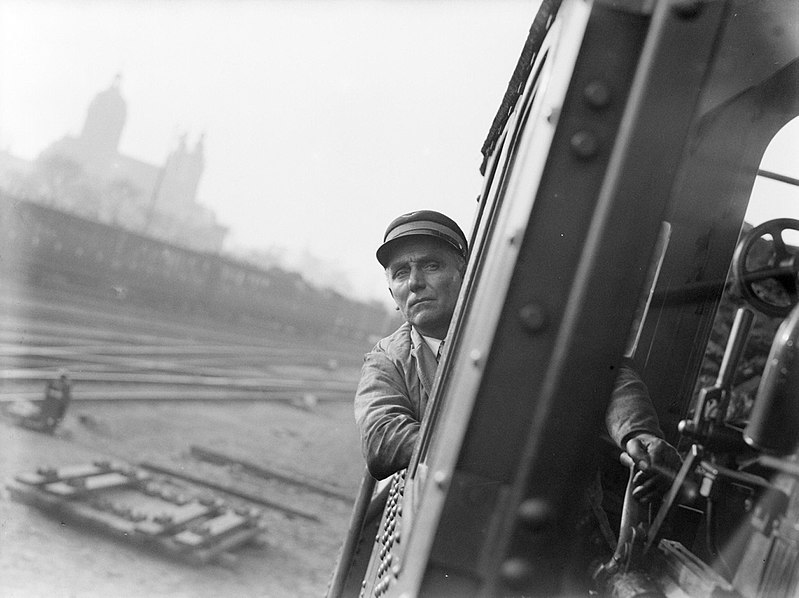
[{"xmin": 329, "ymin": 1, "xmax": 799, "ymax": 596}]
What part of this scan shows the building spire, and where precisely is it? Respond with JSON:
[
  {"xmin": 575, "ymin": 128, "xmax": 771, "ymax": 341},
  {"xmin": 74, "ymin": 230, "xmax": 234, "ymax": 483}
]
[{"xmin": 80, "ymin": 75, "xmax": 127, "ymax": 155}]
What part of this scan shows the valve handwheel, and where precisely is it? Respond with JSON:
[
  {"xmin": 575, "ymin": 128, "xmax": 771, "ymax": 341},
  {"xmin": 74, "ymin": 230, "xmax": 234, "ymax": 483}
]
[{"xmin": 732, "ymin": 218, "xmax": 799, "ymax": 318}]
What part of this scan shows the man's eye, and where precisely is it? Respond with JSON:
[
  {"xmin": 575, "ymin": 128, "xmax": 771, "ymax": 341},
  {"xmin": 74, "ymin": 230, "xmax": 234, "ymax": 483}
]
[
  {"xmin": 393, "ymin": 269, "xmax": 409, "ymax": 279},
  {"xmin": 424, "ymin": 262, "xmax": 439, "ymax": 271}
]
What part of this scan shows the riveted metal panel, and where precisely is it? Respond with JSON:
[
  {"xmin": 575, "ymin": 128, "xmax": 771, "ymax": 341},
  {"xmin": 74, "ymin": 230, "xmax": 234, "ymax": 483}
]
[
  {"xmin": 403, "ymin": 1, "xmax": 729, "ymax": 595},
  {"xmin": 337, "ymin": 1, "xmax": 799, "ymax": 597}
]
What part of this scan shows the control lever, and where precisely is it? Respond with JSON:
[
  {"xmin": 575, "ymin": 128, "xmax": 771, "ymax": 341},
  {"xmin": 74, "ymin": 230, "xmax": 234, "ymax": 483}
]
[
  {"xmin": 643, "ymin": 445, "xmax": 701, "ymax": 554},
  {"xmin": 678, "ymin": 308, "xmax": 753, "ymax": 452}
]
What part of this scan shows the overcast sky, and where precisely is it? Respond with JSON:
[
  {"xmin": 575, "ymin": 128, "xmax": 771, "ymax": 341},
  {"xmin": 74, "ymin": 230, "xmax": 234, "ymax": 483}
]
[
  {"xmin": 0, "ymin": 0, "xmax": 540, "ymax": 303},
  {"xmin": 1, "ymin": 0, "xmax": 796, "ymax": 304}
]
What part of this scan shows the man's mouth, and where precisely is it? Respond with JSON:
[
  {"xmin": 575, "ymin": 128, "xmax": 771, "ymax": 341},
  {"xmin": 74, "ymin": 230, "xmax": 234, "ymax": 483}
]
[{"xmin": 409, "ymin": 298, "xmax": 433, "ymax": 309}]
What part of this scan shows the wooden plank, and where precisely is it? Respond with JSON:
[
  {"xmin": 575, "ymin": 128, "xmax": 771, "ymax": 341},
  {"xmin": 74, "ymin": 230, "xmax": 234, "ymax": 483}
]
[
  {"xmin": 179, "ymin": 527, "xmax": 263, "ymax": 566},
  {"xmin": 173, "ymin": 511, "xmax": 248, "ymax": 548},
  {"xmin": 134, "ymin": 501, "xmax": 211, "ymax": 536},
  {"xmin": 15, "ymin": 463, "xmax": 111, "ymax": 486},
  {"xmin": 6, "ymin": 480, "xmax": 260, "ymax": 566},
  {"xmin": 44, "ymin": 472, "xmax": 132, "ymax": 496}
]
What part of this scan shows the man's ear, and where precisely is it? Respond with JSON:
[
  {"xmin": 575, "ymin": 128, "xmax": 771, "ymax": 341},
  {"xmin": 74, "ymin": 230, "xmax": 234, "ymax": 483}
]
[{"xmin": 388, "ymin": 288, "xmax": 401, "ymax": 311}]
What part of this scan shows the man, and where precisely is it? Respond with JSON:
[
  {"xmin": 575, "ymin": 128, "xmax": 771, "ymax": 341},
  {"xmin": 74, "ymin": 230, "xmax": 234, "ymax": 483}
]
[{"xmin": 354, "ymin": 210, "xmax": 679, "ymax": 502}]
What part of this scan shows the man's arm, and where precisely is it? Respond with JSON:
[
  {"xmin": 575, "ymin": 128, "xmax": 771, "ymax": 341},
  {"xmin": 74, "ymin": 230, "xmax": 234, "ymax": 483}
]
[
  {"xmin": 354, "ymin": 350, "xmax": 421, "ymax": 480},
  {"xmin": 607, "ymin": 364, "xmax": 681, "ymax": 503},
  {"xmin": 606, "ymin": 364, "xmax": 663, "ymax": 445}
]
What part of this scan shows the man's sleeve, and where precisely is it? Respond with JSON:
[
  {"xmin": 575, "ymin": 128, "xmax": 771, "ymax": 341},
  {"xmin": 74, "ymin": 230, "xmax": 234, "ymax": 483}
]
[
  {"xmin": 354, "ymin": 350, "xmax": 421, "ymax": 480},
  {"xmin": 605, "ymin": 364, "xmax": 664, "ymax": 447}
]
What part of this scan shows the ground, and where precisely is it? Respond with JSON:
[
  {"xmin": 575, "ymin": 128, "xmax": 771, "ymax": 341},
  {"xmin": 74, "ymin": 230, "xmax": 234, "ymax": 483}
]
[
  {"xmin": 0, "ymin": 400, "xmax": 365, "ymax": 598},
  {"xmin": 0, "ymin": 284, "xmax": 374, "ymax": 598}
]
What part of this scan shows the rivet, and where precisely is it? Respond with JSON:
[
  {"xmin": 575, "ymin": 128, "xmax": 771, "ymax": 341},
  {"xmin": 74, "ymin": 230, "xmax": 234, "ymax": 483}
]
[
  {"xmin": 570, "ymin": 130, "xmax": 599, "ymax": 159},
  {"xmin": 517, "ymin": 498, "xmax": 554, "ymax": 532},
  {"xmin": 500, "ymin": 557, "xmax": 535, "ymax": 589},
  {"xmin": 469, "ymin": 349, "xmax": 482, "ymax": 367},
  {"xmin": 433, "ymin": 470, "xmax": 449, "ymax": 490},
  {"xmin": 519, "ymin": 304, "xmax": 547, "ymax": 333},
  {"xmin": 583, "ymin": 81, "xmax": 611, "ymax": 108}
]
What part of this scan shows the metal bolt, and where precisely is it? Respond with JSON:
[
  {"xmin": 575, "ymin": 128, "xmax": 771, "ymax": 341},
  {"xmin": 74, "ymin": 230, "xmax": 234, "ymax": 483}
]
[
  {"xmin": 583, "ymin": 81, "xmax": 611, "ymax": 108},
  {"xmin": 519, "ymin": 304, "xmax": 547, "ymax": 333},
  {"xmin": 500, "ymin": 557, "xmax": 535, "ymax": 589},
  {"xmin": 517, "ymin": 498, "xmax": 554, "ymax": 533},
  {"xmin": 433, "ymin": 470, "xmax": 449, "ymax": 490},
  {"xmin": 469, "ymin": 349, "xmax": 483, "ymax": 367},
  {"xmin": 570, "ymin": 130, "xmax": 599, "ymax": 159}
]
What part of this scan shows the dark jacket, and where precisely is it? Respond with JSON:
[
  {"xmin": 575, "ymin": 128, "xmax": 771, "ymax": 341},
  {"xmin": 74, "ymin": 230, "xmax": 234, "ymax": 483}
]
[{"xmin": 354, "ymin": 322, "xmax": 662, "ymax": 480}]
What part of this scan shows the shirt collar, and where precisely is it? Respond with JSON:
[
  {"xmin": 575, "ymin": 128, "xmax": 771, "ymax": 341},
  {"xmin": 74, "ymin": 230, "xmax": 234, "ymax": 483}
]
[{"xmin": 418, "ymin": 333, "xmax": 443, "ymax": 359}]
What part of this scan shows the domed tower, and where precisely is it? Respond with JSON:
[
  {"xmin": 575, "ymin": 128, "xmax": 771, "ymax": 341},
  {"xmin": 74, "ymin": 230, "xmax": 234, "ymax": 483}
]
[{"xmin": 80, "ymin": 74, "xmax": 127, "ymax": 157}]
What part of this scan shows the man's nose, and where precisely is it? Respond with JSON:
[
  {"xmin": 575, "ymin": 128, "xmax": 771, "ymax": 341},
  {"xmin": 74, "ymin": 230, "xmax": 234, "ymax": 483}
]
[{"xmin": 408, "ymin": 267, "xmax": 426, "ymax": 291}]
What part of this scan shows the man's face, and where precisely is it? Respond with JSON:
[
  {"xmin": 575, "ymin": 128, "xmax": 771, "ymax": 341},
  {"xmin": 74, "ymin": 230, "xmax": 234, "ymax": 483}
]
[{"xmin": 385, "ymin": 236, "xmax": 464, "ymax": 339}]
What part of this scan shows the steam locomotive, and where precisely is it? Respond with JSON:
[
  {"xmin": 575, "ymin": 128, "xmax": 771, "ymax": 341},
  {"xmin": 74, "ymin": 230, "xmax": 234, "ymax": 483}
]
[{"xmin": 329, "ymin": 0, "xmax": 799, "ymax": 596}]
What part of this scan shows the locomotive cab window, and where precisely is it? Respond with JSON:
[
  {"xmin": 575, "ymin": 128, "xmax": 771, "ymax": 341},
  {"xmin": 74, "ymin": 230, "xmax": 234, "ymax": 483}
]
[{"xmin": 688, "ymin": 116, "xmax": 799, "ymax": 434}]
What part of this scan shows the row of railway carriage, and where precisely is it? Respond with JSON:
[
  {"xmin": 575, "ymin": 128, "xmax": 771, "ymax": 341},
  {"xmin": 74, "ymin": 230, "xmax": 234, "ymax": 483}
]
[{"xmin": 0, "ymin": 192, "xmax": 390, "ymax": 341}]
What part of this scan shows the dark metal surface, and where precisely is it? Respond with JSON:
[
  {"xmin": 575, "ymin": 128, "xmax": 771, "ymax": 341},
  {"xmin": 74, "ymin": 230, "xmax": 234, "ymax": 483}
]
[{"xmin": 332, "ymin": 1, "xmax": 799, "ymax": 596}]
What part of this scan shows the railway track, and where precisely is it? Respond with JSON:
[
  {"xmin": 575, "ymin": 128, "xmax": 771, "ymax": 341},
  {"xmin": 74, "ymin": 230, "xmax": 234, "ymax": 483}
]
[
  {"xmin": 0, "ymin": 284, "xmax": 369, "ymax": 403},
  {"xmin": 0, "ymin": 283, "xmax": 369, "ymax": 596}
]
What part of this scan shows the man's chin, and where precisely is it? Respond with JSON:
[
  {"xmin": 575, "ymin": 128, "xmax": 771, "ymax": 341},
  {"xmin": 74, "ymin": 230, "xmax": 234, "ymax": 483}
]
[
  {"xmin": 409, "ymin": 305, "xmax": 436, "ymax": 322},
  {"xmin": 409, "ymin": 312, "xmax": 446, "ymax": 336}
]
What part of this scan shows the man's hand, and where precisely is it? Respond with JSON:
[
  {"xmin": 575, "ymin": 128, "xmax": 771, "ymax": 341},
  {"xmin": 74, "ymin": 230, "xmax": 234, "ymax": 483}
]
[{"xmin": 625, "ymin": 433, "xmax": 682, "ymax": 504}]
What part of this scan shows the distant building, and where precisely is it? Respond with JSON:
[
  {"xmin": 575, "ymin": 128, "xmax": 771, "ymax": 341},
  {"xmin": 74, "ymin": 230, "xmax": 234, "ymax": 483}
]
[{"xmin": 0, "ymin": 75, "xmax": 227, "ymax": 253}]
